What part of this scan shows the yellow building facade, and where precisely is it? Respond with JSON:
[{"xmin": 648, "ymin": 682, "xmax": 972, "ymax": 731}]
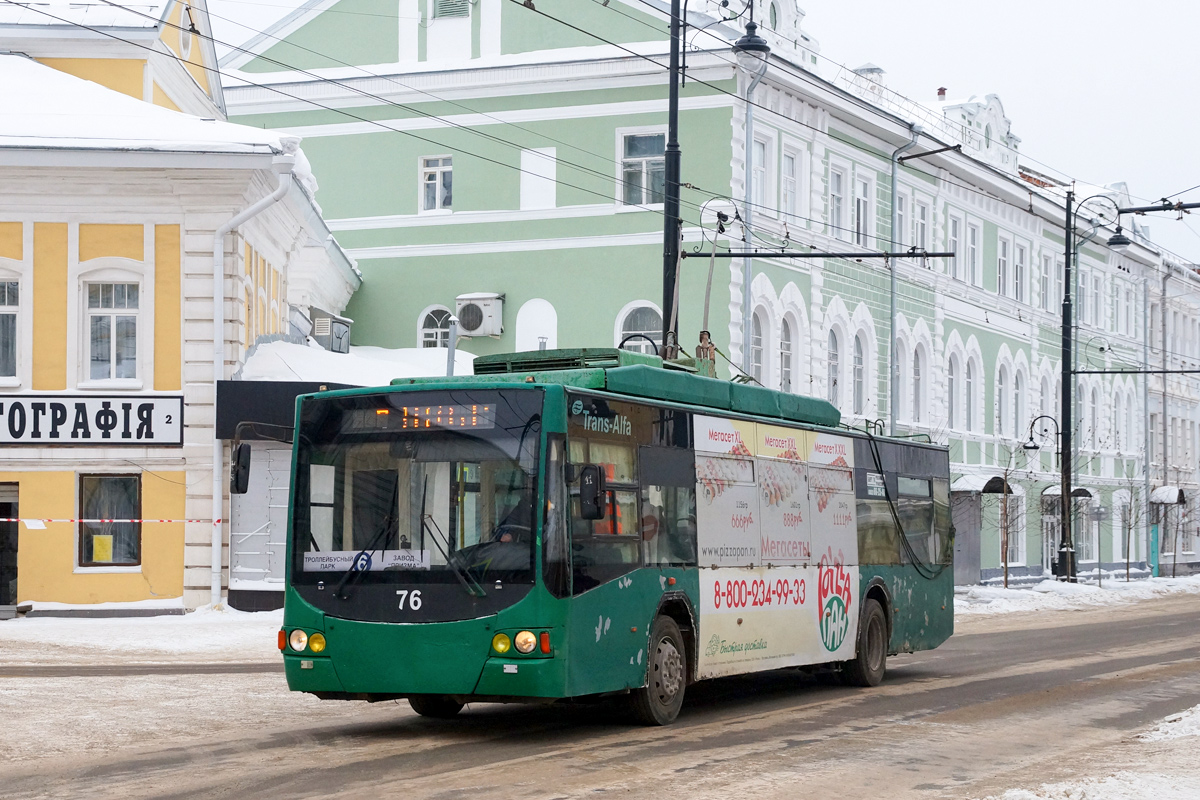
[{"xmin": 0, "ymin": 50, "xmax": 358, "ymax": 610}]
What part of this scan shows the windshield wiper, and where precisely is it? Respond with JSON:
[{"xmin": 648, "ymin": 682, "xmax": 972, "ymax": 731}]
[
  {"xmin": 419, "ymin": 477, "xmax": 486, "ymax": 598},
  {"xmin": 333, "ymin": 481, "xmax": 401, "ymax": 600}
]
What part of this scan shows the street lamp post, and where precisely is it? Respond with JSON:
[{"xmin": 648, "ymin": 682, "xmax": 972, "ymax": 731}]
[
  {"xmin": 1024, "ymin": 414, "xmax": 1069, "ymax": 577},
  {"xmin": 660, "ymin": 0, "xmax": 683, "ymax": 357},
  {"xmin": 732, "ymin": 19, "xmax": 769, "ymax": 375}
]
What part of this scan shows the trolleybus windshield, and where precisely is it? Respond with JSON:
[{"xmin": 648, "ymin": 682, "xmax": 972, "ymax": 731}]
[{"xmin": 291, "ymin": 389, "xmax": 542, "ymax": 590}]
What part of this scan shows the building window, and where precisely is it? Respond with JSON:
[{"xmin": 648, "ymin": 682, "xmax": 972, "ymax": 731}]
[
  {"xmin": 1014, "ymin": 371, "xmax": 1024, "ymax": 437},
  {"xmin": 911, "ymin": 346, "xmax": 923, "ymax": 423},
  {"xmin": 853, "ymin": 333, "xmax": 865, "ymax": 415},
  {"xmin": 827, "ymin": 330, "xmax": 840, "ymax": 406},
  {"xmin": 1114, "ymin": 394, "xmax": 1123, "ymax": 450},
  {"xmin": 967, "ymin": 224, "xmax": 980, "ymax": 285},
  {"xmin": 914, "ymin": 202, "xmax": 929, "ymax": 250},
  {"xmin": 79, "ymin": 474, "xmax": 140, "ymax": 567},
  {"xmin": 1092, "ymin": 275, "xmax": 1102, "ymax": 326},
  {"xmin": 433, "ymin": 0, "xmax": 469, "ymax": 16},
  {"xmin": 621, "ymin": 133, "xmax": 665, "ymax": 206},
  {"xmin": 768, "ymin": 0, "xmax": 778, "ymax": 28},
  {"xmin": 780, "ymin": 317, "xmax": 793, "ymax": 393},
  {"xmin": 997, "ymin": 239, "xmax": 1009, "ymax": 298},
  {"xmin": 1055, "ymin": 260, "xmax": 1064, "ymax": 312},
  {"xmin": 749, "ymin": 311, "xmax": 765, "ymax": 382},
  {"xmin": 1090, "ymin": 387, "xmax": 1098, "ymax": 450},
  {"xmin": 752, "ymin": 140, "xmax": 767, "ymax": 210},
  {"xmin": 421, "ymin": 156, "xmax": 453, "ymax": 211},
  {"xmin": 782, "ymin": 152, "xmax": 798, "ymax": 221},
  {"xmin": 619, "ymin": 305, "xmax": 662, "ymax": 354},
  {"xmin": 896, "ymin": 195, "xmax": 907, "ymax": 248},
  {"xmin": 420, "ymin": 308, "xmax": 452, "ymax": 348},
  {"xmin": 0, "ymin": 280, "xmax": 16, "ymax": 378},
  {"xmin": 997, "ymin": 367, "xmax": 1007, "ymax": 436},
  {"xmin": 948, "ymin": 217, "xmax": 961, "ymax": 279},
  {"xmin": 1040, "ymin": 254, "xmax": 1052, "ymax": 311},
  {"xmin": 87, "ymin": 282, "xmax": 138, "ymax": 380},
  {"xmin": 947, "ymin": 356, "xmax": 958, "ymax": 429},
  {"xmin": 854, "ymin": 178, "xmax": 870, "ymax": 246},
  {"xmin": 1014, "ymin": 244, "xmax": 1026, "ymax": 303},
  {"xmin": 1125, "ymin": 289, "xmax": 1134, "ymax": 335},
  {"xmin": 829, "ymin": 169, "xmax": 845, "ymax": 239},
  {"xmin": 1078, "ymin": 271, "xmax": 1088, "ymax": 324},
  {"xmin": 965, "ymin": 360, "xmax": 975, "ymax": 432}
]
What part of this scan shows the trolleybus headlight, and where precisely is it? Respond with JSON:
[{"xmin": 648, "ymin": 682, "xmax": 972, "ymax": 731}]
[
  {"xmin": 308, "ymin": 633, "xmax": 327, "ymax": 653},
  {"xmin": 514, "ymin": 631, "xmax": 537, "ymax": 654},
  {"xmin": 289, "ymin": 629, "xmax": 309, "ymax": 651},
  {"xmin": 491, "ymin": 633, "xmax": 511, "ymax": 654}
]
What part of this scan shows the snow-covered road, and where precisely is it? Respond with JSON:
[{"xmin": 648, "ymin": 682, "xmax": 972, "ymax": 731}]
[{"xmin": 956, "ymin": 574, "xmax": 1200, "ymax": 617}]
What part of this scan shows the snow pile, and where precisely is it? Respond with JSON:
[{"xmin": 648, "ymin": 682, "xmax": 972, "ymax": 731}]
[
  {"xmin": 238, "ymin": 340, "xmax": 474, "ymax": 387},
  {"xmin": 989, "ymin": 771, "xmax": 1200, "ymax": 800},
  {"xmin": 1141, "ymin": 705, "xmax": 1200, "ymax": 742},
  {"xmin": 0, "ymin": 604, "xmax": 283, "ymax": 662},
  {"xmin": 955, "ymin": 575, "xmax": 1200, "ymax": 616}
]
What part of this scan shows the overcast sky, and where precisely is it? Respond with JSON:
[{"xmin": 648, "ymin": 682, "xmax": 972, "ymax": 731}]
[{"xmin": 796, "ymin": 0, "xmax": 1200, "ymax": 262}]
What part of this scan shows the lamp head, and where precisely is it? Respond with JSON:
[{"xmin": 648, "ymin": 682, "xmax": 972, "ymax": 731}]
[
  {"xmin": 1107, "ymin": 225, "xmax": 1133, "ymax": 253},
  {"xmin": 733, "ymin": 20, "xmax": 770, "ymax": 68},
  {"xmin": 1022, "ymin": 436, "xmax": 1040, "ymax": 452}
]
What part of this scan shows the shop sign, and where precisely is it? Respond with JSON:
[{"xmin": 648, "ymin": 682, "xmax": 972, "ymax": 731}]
[{"xmin": 0, "ymin": 395, "xmax": 184, "ymax": 446}]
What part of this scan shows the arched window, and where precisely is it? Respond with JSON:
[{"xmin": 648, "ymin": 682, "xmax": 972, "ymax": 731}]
[
  {"xmin": 827, "ymin": 330, "xmax": 840, "ymax": 407},
  {"xmin": 1090, "ymin": 388, "xmax": 1099, "ymax": 449},
  {"xmin": 1114, "ymin": 393, "xmax": 1123, "ymax": 450},
  {"xmin": 1014, "ymin": 372, "xmax": 1024, "ymax": 438},
  {"xmin": 1040, "ymin": 376, "xmax": 1049, "ymax": 416},
  {"xmin": 769, "ymin": 1, "xmax": 778, "ymax": 29},
  {"xmin": 750, "ymin": 311, "xmax": 765, "ymax": 382},
  {"xmin": 853, "ymin": 334, "xmax": 865, "ymax": 414},
  {"xmin": 965, "ymin": 360, "xmax": 975, "ymax": 432},
  {"xmin": 912, "ymin": 346, "xmax": 923, "ymax": 423},
  {"xmin": 619, "ymin": 305, "xmax": 662, "ymax": 354},
  {"xmin": 997, "ymin": 367, "xmax": 1008, "ymax": 436},
  {"xmin": 420, "ymin": 307, "xmax": 451, "ymax": 348},
  {"xmin": 947, "ymin": 357, "xmax": 958, "ymax": 429},
  {"xmin": 779, "ymin": 317, "xmax": 793, "ymax": 393},
  {"xmin": 1125, "ymin": 392, "xmax": 1134, "ymax": 452}
]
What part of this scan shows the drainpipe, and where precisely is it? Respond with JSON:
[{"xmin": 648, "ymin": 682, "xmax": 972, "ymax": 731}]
[
  {"xmin": 210, "ymin": 153, "xmax": 296, "ymax": 608},
  {"xmin": 1143, "ymin": 276, "xmax": 1151, "ymax": 573},
  {"xmin": 740, "ymin": 58, "xmax": 768, "ymax": 375},
  {"xmin": 889, "ymin": 124, "xmax": 921, "ymax": 436}
]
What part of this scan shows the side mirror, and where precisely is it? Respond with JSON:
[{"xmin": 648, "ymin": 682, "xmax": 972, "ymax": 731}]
[
  {"xmin": 230, "ymin": 442, "xmax": 251, "ymax": 495},
  {"xmin": 579, "ymin": 464, "xmax": 606, "ymax": 520}
]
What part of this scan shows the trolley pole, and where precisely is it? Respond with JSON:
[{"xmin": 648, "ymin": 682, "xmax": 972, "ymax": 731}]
[{"xmin": 660, "ymin": 0, "xmax": 683, "ymax": 357}]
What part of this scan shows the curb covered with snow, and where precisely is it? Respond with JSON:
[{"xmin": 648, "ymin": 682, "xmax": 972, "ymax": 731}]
[{"xmin": 955, "ymin": 575, "xmax": 1200, "ymax": 616}]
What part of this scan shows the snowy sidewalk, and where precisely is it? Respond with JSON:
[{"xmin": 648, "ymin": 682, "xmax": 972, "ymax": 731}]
[
  {"xmin": 0, "ymin": 603, "xmax": 283, "ymax": 665},
  {"xmin": 955, "ymin": 575, "xmax": 1200, "ymax": 617},
  {"xmin": 980, "ymin": 705, "xmax": 1200, "ymax": 799}
]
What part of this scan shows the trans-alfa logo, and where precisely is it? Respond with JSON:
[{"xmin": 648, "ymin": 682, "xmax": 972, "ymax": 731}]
[
  {"xmin": 817, "ymin": 549, "xmax": 853, "ymax": 652},
  {"xmin": 571, "ymin": 400, "xmax": 584, "ymax": 416}
]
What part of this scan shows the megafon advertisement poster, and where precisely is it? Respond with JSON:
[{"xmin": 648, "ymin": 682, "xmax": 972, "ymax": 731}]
[{"xmin": 695, "ymin": 415, "xmax": 859, "ymax": 677}]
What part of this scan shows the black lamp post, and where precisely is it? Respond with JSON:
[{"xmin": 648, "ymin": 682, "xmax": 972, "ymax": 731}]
[
  {"xmin": 1060, "ymin": 192, "xmax": 1138, "ymax": 582},
  {"xmin": 660, "ymin": 0, "xmax": 683, "ymax": 358},
  {"xmin": 1024, "ymin": 414, "xmax": 1072, "ymax": 579}
]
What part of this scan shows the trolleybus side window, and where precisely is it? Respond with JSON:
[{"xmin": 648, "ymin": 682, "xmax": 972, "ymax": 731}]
[
  {"xmin": 639, "ymin": 445, "xmax": 697, "ymax": 567},
  {"xmin": 543, "ymin": 436, "xmax": 570, "ymax": 598}
]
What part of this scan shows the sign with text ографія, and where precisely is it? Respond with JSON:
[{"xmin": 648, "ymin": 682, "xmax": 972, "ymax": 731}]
[{"xmin": 0, "ymin": 395, "xmax": 184, "ymax": 446}]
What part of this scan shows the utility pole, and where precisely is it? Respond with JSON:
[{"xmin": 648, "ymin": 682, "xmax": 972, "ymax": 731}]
[
  {"xmin": 1059, "ymin": 190, "xmax": 1075, "ymax": 581},
  {"xmin": 660, "ymin": 0, "xmax": 683, "ymax": 359}
]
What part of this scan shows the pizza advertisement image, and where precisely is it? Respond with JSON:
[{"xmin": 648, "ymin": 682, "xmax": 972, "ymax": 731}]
[
  {"xmin": 756, "ymin": 423, "xmax": 815, "ymax": 566},
  {"xmin": 807, "ymin": 432, "xmax": 859, "ymax": 566}
]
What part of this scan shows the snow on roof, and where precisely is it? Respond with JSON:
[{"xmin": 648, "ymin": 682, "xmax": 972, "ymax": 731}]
[
  {"xmin": 0, "ymin": 0, "xmax": 170, "ymax": 29},
  {"xmin": 0, "ymin": 53, "xmax": 287, "ymax": 154},
  {"xmin": 237, "ymin": 341, "xmax": 475, "ymax": 386}
]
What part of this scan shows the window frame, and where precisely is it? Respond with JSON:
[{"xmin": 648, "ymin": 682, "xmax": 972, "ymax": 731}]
[
  {"xmin": 0, "ymin": 277, "xmax": 19, "ymax": 384},
  {"xmin": 1014, "ymin": 242, "xmax": 1027, "ymax": 303},
  {"xmin": 418, "ymin": 155, "xmax": 454, "ymax": 214},
  {"xmin": 827, "ymin": 329, "xmax": 840, "ymax": 406},
  {"xmin": 947, "ymin": 214, "xmax": 962, "ymax": 280},
  {"xmin": 779, "ymin": 315, "xmax": 793, "ymax": 393},
  {"xmin": 616, "ymin": 126, "xmax": 667, "ymax": 209},
  {"xmin": 852, "ymin": 332, "xmax": 865, "ymax": 415},
  {"xmin": 76, "ymin": 473, "xmax": 142, "ymax": 571},
  {"xmin": 967, "ymin": 223, "xmax": 981, "ymax": 286},
  {"xmin": 828, "ymin": 163, "xmax": 848, "ymax": 241},
  {"xmin": 853, "ymin": 175, "xmax": 873, "ymax": 247},
  {"xmin": 996, "ymin": 235, "xmax": 1011, "ymax": 298},
  {"xmin": 417, "ymin": 304, "xmax": 452, "ymax": 348},
  {"xmin": 912, "ymin": 199, "xmax": 930, "ymax": 251},
  {"xmin": 81, "ymin": 279, "xmax": 142, "ymax": 387},
  {"xmin": 614, "ymin": 301, "xmax": 663, "ymax": 354}
]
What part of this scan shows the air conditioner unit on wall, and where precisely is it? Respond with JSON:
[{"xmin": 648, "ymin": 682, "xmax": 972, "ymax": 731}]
[{"xmin": 455, "ymin": 293, "xmax": 504, "ymax": 337}]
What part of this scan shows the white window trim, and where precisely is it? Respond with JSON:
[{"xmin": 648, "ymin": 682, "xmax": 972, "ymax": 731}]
[
  {"xmin": 70, "ymin": 242, "xmax": 154, "ymax": 392},
  {"xmin": 1013, "ymin": 241, "xmax": 1028, "ymax": 304},
  {"xmin": 416, "ymin": 303, "xmax": 452, "ymax": 348},
  {"xmin": 946, "ymin": 212, "xmax": 964, "ymax": 280},
  {"xmin": 996, "ymin": 234, "xmax": 1012, "ymax": 298},
  {"xmin": 911, "ymin": 195, "xmax": 931, "ymax": 252},
  {"xmin": 418, "ymin": 154, "xmax": 454, "ymax": 216},
  {"xmin": 615, "ymin": 125, "xmax": 667, "ymax": 211},
  {"xmin": 827, "ymin": 156, "xmax": 852, "ymax": 241},
  {"xmin": 613, "ymin": 299, "xmax": 663, "ymax": 350},
  {"xmin": 0, "ymin": 256, "xmax": 29, "ymax": 389},
  {"xmin": 853, "ymin": 173, "xmax": 875, "ymax": 248},
  {"xmin": 780, "ymin": 138, "xmax": 809, "ymax": 224},
  {"xmin": 751, "ymin": 131, "xmax": 777, "ymax": 220},
  {"xmin": 966, "ymin": 220, "xmax": 983, "ymax": 287}
]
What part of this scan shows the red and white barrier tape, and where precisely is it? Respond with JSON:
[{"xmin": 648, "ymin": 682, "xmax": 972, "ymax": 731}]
[{"xmin": 0, "ymin": 518, "xmax": 221, "ymax": 524}]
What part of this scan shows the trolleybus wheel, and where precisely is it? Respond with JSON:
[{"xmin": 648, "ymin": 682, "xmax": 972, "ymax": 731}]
[
  {"xmin": 630, "ymin": 616, "xmax": 687, "ymax": 726},
  {"xmin": 841, "ymin": 598, "xmax": 887, "ymax": 687},
  {"xmin": 408, "ymin": 694, "xmax": 464, "ymax": 719}
]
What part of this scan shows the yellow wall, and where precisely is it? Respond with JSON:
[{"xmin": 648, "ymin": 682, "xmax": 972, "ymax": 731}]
[
  {"xmin": 35, "ymin": 58, "xmax": 145, "ymax": 100},
  {"xmin": 159, "ymin": 2, "xmax": 211, "ymax": 95},
  {"xmin": 78, "ymin": 223, "xmax": 144, "ymax": 262},
  {"xmin": 32, "ymin": 224, "xmax": 67, "ymax": 391},
  {"xmin": 0, "ymin": 222, "xmax": 21, "ymax": 261},
  {"xmin": 11, "ymin": 470, "xmax": 185, "ymax": 603},
  {"xmin": 152, "ymin": 83, "xmax": 182, "ymax": 112},
  {"xmin": 154, "ymin": 225, "xmax": 182, "ymax": 391}
]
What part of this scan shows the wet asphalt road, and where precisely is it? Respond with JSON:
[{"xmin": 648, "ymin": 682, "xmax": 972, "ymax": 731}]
[{"xmin": 5, "ymin": 595, "xmax": 1200, "ymax": 799}]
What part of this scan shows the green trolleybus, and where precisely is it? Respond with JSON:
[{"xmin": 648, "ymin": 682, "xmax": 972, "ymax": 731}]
[{"xmin": 274, "ymin": 348, "xmax": 953, "ymax": 725}]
